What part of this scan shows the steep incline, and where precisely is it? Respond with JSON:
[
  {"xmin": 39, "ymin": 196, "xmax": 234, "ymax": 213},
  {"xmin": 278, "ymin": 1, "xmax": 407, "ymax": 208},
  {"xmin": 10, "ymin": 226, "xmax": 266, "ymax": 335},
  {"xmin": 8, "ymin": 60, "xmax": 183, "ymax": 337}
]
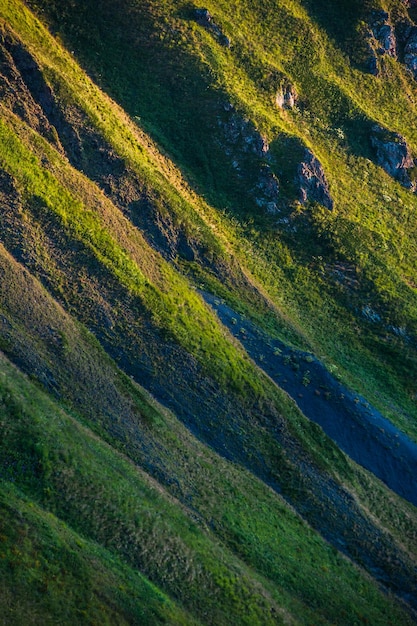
[
  {"xmin": 22, "ymin": 0, "xmax": 417, "ymax": 441},
  {"xmin": 205, "ymin": 292, "xmax": 417, "ymax": 505},
  {"xmin": 0, "ymin": 1, "xmax": 417, "ymax": 624}
]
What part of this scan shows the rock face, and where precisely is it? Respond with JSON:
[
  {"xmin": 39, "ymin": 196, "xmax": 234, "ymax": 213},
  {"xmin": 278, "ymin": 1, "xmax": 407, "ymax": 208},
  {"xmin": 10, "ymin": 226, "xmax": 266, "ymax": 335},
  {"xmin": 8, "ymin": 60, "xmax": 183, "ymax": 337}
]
[
  {"xmin": 253, "ymin": 164, "xmax": 280, "ymax": 214},
  {"xmin": 366, "ymin": 9, "xmax": 417, "ymax": 80},
  {"xmin": 194, "ymin": 8, "xmax": 231, "ymax": 47},
  {"xmin": 366, "ymin": 11, "xmax": 397, "ymax": 75},
  {"xmin": 218, "ymin": 103, "xmax": 280, "ymax": 213},
  {"xmin": 370, "ymin": 124, "xmax": 416, "ymax": 190},
  {"xmin": 220, "ymin": 104, "xmax": 269, "ymax": 158},
  {"xmin": 404, "ymin": 26, "xmax": 417, "ymax": 78},
  {"xmin": 275, "ymin": 83, "xmax": 297, "ymax": 109},
  {"xmin": 296, "ymin": 150, "xmax": 333, "ymax": 210}
]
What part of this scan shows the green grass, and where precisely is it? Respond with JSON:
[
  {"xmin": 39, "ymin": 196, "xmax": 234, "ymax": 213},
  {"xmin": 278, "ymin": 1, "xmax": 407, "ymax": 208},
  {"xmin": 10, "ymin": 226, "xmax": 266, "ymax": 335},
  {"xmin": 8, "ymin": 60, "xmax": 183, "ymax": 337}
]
[
  {"xmin": 0, "ymin": 233, "xmax": 414, "ymax": 625},
  {"xmin": 1, "ymin": 1, "xmax": 417, "ymax": 623},
  {"xmin": 0, "ymin": 350, "xmax": 415, "ymax": 626},
  {"xmin": 15, "ymin": 0, "xmax": 417, "ymax": 440},
  {"xmin": 0, "ymin": 483, "xmax": 194, "ymax": 626},
  {"xmin": 0, "ymin": 108, "xmax": 264, "ymax": 398}
]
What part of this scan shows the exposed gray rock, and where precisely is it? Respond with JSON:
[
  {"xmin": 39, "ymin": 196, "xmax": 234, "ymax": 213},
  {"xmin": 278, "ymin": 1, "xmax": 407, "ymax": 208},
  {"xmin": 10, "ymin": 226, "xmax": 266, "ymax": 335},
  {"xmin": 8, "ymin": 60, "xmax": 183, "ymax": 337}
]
[
  {"xmin": 253, "ymin": 164, "xmax": 280, "ymax": 214},
  {"xmin": 370, "ymin": 11, "xmax": 397, "ymax": 57},
  {"xmin": 194, "ymin": 8, "xmax": 231, "ymax": 47},
  {"xmin": 378, "ymin": 25, "xmax": 397, "ymax": 57},
  {"xmin": 404, "ymin": 26, "xmax": 417, "ymax": 78},
  {"xmin": 219, "ymin": 104, "xmax": 269, "ymax": 158},
  {"xmin": 366, "ymin": 11, "xmax": 397, "ymax": 75},
  {"xmin": 217, "ymin": 103, "xmax": 279, "ymax": 212},
  {"xmin": 275, "ymin": 83, "xmax": 297, "ymax": 109},
  {"xmin": 296, "ymin": 150, "xmax": 333, "ymax": 210},
  {"xmin": 362, "ymin": 305, "xmax": 382, "ymax": 324},
  {"xmin": 370, "ymin": 124, "xmax": 416, "ymax": 189}
]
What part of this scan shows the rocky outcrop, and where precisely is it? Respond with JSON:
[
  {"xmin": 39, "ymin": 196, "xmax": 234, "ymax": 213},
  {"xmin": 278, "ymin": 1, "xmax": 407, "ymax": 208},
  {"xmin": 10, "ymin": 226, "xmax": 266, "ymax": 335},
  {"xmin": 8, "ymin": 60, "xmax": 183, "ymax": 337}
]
[
  {"xmin": 194, "ymin": 8, "xmax": 231, "ymax": 48},
  {"xmin": 366, "ymin": 11, "xmax": 397, "ymax": 75},
  {"xmin": 275, "ymin": 83, "xmax": 297, "ymax": 109},
  {"xmin": 220, "ymin": 103, "xmax": 269, "ymax": 158},
  {"xmin": 218, "ymin": 103, "xmax": 280, "ymax": 213},
  {"xmin": 296, "ymin": 150, "xmax": 333, "ymax": 210},
  {"xmin": 403, "ymin": 26, "xmax": 417, "ymax": 78},
  {"xmin": 253, "ymin": 164, "xmax": 280, "ymax": 214},
  {"xmin": 366, "ymin": 10, "xmax": 417, "ymax": 80},
  {"xmin": 370, "ymin": 124, "xmax": 417, "ymax": 190},
  {"xmin": 372, "ymin": 12, "xmax": 397, "ymax": 57}
]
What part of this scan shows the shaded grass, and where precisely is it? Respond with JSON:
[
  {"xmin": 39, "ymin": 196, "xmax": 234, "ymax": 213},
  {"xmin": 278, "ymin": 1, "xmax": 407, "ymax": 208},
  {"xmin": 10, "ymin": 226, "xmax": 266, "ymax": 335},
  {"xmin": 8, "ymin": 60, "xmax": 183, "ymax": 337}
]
[
  {"xmin": 0, "ymin": 233, "xmax": 414, "ymax": 624},
  {"xmin": 15, "ymin": 0, "xmax": 417, "ymax": 439},
  {"xmin": 0, "ymin": 109, "xmax": 264, "ymax": 398},
  {"xmin": 0, "ymin": 350, "xmax": 415, "ymax": 626},
  {"xmin": 0, "ymin": 483, "xmax": 194, "ymax": 626},
  {"xmin": 0, "ymin": 2, "xmax": 417, "ymax": 623}
]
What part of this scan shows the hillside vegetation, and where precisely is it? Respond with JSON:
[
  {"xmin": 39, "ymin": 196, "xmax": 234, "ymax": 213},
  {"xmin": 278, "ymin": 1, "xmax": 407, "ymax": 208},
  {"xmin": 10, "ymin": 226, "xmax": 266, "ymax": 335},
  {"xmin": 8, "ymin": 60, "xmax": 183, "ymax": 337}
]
[{"xmin": 0, "ymin": 0, "xmax": 417, "ymax": 624}]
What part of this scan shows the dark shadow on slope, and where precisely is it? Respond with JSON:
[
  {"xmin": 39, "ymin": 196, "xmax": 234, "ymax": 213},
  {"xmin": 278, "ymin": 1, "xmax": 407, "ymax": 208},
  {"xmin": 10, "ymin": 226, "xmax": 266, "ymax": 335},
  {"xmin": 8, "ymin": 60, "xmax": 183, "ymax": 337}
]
[
  {"xmin": 268, "ymin": 134, "xmax": 305, "ymax": 200},
  {"xmin": 23, "ymin": 0, "xmax": 384, "ymax": 224},
  {"xmin": 292, "ymin": 74, "xmax": 376, "ymax": 162},
  {"xmin": 0, "ymin": 29, "xmax": 85, "ymax": 163},
  {"xmin": 203, "ymin": 291, "xmax": 417, "ymax": 507},
  {"xmin": 23, "ymin": 0, "xmax": 278, "ymax": 219},
  {"xmin": 0, "ymin": 182, "xmax": 417, "ymax": 611},
  {"xmin": 301, "ymin": 0, "xmax": 381, "ymax": 70},
  {"xmin": 338, "ymin": 113, "xmax": 375, "ymax": 161},
  {"xmin": 0, "ymin": 28, "xmax": 225, "ymax": 272}
]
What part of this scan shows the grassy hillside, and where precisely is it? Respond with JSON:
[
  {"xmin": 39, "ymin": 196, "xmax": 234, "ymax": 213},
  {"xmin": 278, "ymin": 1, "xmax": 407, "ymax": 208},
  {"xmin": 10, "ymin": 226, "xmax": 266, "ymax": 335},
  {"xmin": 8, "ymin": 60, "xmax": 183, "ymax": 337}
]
[
  {"xmin": 20, "ymin": 0, "xmax": 417, "ymax": 435},
  {"xmin": 0, "ymin": 333, "xmax": 415, "ymax": 626},
  {"xmin": 0, "ymin": 0, "xmax": 416, "ymax": 623}
]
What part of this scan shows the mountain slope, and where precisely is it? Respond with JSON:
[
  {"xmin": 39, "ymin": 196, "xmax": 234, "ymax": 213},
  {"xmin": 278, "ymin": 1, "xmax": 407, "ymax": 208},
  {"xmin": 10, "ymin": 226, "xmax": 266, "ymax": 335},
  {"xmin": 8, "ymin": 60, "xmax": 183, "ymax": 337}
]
[
  {"xmin": 21, "ymin": 0, "xmax": 417, "ymax": 433},
  {"xmin": 0, "ymin": 0, "xmax": 417, "ymax": 624}
]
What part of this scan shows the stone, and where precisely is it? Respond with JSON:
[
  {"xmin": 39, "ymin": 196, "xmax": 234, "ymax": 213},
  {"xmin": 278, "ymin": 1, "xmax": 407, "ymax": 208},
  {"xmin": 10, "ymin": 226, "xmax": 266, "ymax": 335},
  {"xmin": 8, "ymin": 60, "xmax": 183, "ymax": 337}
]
[
  {"xmin": 195, "ymin": 8, "xmax": 212, "ymax": 24},
  {"xmin": 194, "ymin": 8, "xmax": 231, "ymax": 47},
  {"xmin": 296, "ymin": 150, "xmax": 333, "ymax": 210},
  {"xmin": 220, "ymin": 35, "xmax": 231, "ymax": 49},
  {"xmin": 370, "ymin": 124, "xmax": 416, "ymax": 190},
  {"xmin": 404, "ymin": 27, "xmax": 417, "ymax": 78},
  {"xmin": 377, "ymin": 23, "xmax": 397, "ymax": 57},
  {"xmin": 220, "ymin": 108, "xmax": 269, "ymax": 158},
  {"xmin": 253, "ymin": 164, "xmax": 280, "ymax": 214},
  {"xmin": 366, "ymin": 10, "xmax": 397, "ymax": 75},
  {"xmin": 217, "ymin": 104, "xmax": 280, "ymax": 212},
  {"xmin": 275, "ymin": 83, "xmax": 297, "ymax": 109}
]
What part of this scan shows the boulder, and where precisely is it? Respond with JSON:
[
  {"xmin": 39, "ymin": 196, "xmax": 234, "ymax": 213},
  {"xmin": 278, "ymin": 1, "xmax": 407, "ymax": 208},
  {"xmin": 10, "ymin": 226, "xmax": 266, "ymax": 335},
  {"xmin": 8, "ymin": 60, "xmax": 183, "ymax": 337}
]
[
  {"xmin": 217, "ymin": 103, "xmax": 280, "ymax": 212},
  {"xmin": 370, "ymin": 124, "xmax": 416, "ymax": 189},
  {"xmin": 220, "ymin": 105, "xmax": 269, "ymax": 158},
  {"xmin": 194, "ymin": 8, "xmax": 212, "ymax": 24},
  {"xmin": 366, "ymin": 11, "xmax": 397, "ymax": 75},
  {"xmin": 378, "ymin": 24, "xmax": 397, "ymax": 56},
  {"xmin": 296, "ymin": 150, "xmax": 333, "ymax": 210}
]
